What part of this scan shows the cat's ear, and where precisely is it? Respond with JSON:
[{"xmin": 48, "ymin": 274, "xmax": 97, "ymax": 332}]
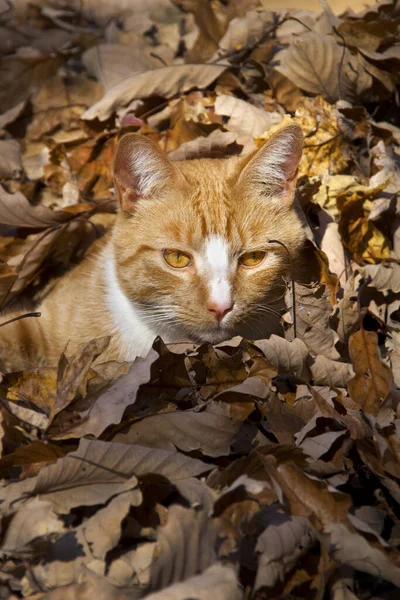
[
  {"xmin": 113, "ymin": 134, "xmax": 183, "ymax": 211},
  {"xmin": 238, "ymin": 124, "xmax": 303, "ymax": 205}
]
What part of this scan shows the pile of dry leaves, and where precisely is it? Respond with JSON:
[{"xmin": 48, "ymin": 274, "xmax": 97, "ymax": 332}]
[{"xmin": 0, "ymin": 0, "xmax": 400, "ymax": 598}]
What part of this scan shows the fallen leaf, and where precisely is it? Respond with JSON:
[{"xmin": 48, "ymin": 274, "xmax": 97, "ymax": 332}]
[
  {"xmin": 113, "ymin": 407, "xmax": 243, "ymax": 457},
  {"xmin": 253, "ymin": 335, "xmax": 310, "ymax": 380},
  {"xmin": 310, "ymin": 355, "xmax": 354, "ymax": 388},
  {"xmin": 254, "ymin": 504, "xmax": 314, "ymax": 590},
  {"xmin": 64, "ymin": 350, "xmax": 158, "ymax": 439},
  {"xmin": 348, "ymin": 329, "xmax": 393, "ymax": 416},
  {"xmin": 362, "ymin": 263, "xmax": 400, "ymax": 293},
  {"xmin": 2, "ymin": 498, "xmax": 65, "ymax": 553},
  {"xmin": 145, "ymin": 563, "xmax": 241, "ymax": 600},
  {"xmin": 212, "ymin": 10, "xmax": 274, "ymax": 60},
  {"xmin": 0, "ymin": 187, "xmax": 71, "ymax": 228},
  {"xmin": 275, "ymin": 32, "xmax": 372, "ymax": 103},
  {"xmin": 82, "ymin": 64, "xmax": 226, "ymax": 122},
  {"xmin": 214, "ymin": 93, "xmax": 282, "ymax": 140},
  {"xmin": 168, "ymin": 130, "xmax": 240, "ymax": 160},
  {"xmin": 284, "ymin": 282, "xmax": 340, "ymax": 360},
  {"xmin": 0, "ymin": 140, "xmax": 22, "ymax": 177},
  {"xmin": 0, "ymin": 438, "xmax": 141, "ymax": 515},
  {"xmin": 149, "ymin": 505, "xmax": 222, "ymax": 591}
]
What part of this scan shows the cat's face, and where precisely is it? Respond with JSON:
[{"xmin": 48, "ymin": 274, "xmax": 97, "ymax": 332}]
[{"xmin": 112, "ymin": 126, "xmax": 306, "ymax": 343}]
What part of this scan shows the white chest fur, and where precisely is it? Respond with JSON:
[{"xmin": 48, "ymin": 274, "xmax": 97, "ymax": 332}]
[{"xmin": 103, "ymin": 249, "xmax": 159, "ymax": 360}]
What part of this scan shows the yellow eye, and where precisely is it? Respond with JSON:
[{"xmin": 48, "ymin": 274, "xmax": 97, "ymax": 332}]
[
  {"xmin": 163, "ymin": 249, "xmax": 192, "ymax": 269},
  {"xmin": 239, "ymin": 250, "xmax": 266, "ymax": 267}
]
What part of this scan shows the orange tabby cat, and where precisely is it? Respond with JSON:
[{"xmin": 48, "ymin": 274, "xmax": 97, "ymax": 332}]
[{"xmin": 0, "ymin": 124, "xmax": 306, "ymax": 372}]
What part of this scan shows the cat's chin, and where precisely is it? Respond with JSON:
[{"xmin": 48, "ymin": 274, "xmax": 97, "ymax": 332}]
[{"xmin": 193, "ymin": 328, "xmax": 235, "ymax": 345}]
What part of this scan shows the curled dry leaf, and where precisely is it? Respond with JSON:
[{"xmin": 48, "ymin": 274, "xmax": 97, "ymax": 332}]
[
  {"xmin": 254, "ymin": 506, "xmax": 314, "ymax": 591},
  {"xmin": 82, "ymin": 43, "xmax": 163, "ymax": 91},
  {"xmin": 212, "ymin": 10, "xmax": 274, "ymax": 59},
  {"xmin": 2, "ymin": 498, "xmax": 64, "ymax": 554},
  {"xmin": 0, "ymin": 438, "xmax": 141, "ymax": 515},
  {"xmin": 65, "ymin": 350, "xmax": 158, "ymax": 439},
  {"xmin": 0, "ymin": 186, "xmax": 71, "ymax": 228},
  {"xmin": 82, "ymin": 64, "xmax": 226, "ymax": 122},
  {"xmin": 297, "ymin": 96, "xmax": 350, "ymax": 177},
  {"xmin": 149, "ymin": 505, "xmax": 222, "ymax": 591},
  {"xmin": 309, "ymin": 355, "xmax": 354, "ymax": 388},
  {"xmin": 168, "ymin": 130, "xmax": 239, "ymax": 160},
  {"xmin": 275, "ymin": 32, "xmax": 372, "ymax": 104},
  {"xmin": 253, "ymin": 335, "xmax": 310, "ymax": 380},
  {"xmin": 214, "ymin": 94, "xmax": 282, "ymax": 140},
  {"xmin": 0, "ymin": 139, "xmax": 22, "ymax": 177},
  {"xmin": 113, "ymin": 407, "xmax": 242, "ymax": 457},
  {"xmin": 348, "ymin": 329, "xmax": 393, "ymax": 416},
  {"xmin": 284, "ymin": 282, "xmax": 340, "ymax": 360},
  {"xmin": 362, "ymin": 263, "xmax": 400, "ymax": 294},
  {"xmin": 321, "ymin": 522, "xmax": 400, "ymax": 587},
  {"xmin": 145, "ymin": 564, "xmax": 242, "ymax": 600},
  {"xmin": 337, "ymin": 183, "xmax": 391, "ymax": 264},
  {"xmin": 50, "ymin": 336, "xmax": 111, "ymax": 423},
  {"xmin": 81, "ymin": 489, "xmax": 142, "ymax": 560}
]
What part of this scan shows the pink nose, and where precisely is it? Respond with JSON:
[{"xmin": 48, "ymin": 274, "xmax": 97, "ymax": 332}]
[{"xmin": 207, "ymin": 301, "xmax": 234, "ymax": 323}]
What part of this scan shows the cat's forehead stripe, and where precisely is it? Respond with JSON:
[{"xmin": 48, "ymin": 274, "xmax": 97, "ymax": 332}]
[
  {"xmin": 204, "ymin": 235, "xmax": 229, "ymax": 271},
  {"xmin": 204, "ymin": 235, "xmax": 231, "ymax": 306}
]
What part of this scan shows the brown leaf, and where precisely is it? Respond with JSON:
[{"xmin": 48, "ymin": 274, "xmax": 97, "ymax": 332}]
[
  {"xmin": 264, "ymin": 66, "xmax": 303, "ymax": 112},
  {"xmin": 149, "ymin": 505, "xmax": 222, "ymax": 591},
  {"xmin": 0, "ymin": 186, "xmax": 71, "ymax": 228},
  {"xmin": 213, "ymin": 10, "xmax": 273, "ymax": 60},
  {"xmin": 81, "ymin": 489, "xmax": 142, "ymax": 560},
  {"xmin": 2, "ymin": 498, "xmax": 64, "ymax": 554},
  {"xmin": 337, "ymin": 184, "xmax": 391, "ymax": 264},
  {"xmin": 261, "ymin": 455, "xmax": 352, "ymax": 528},
  {"xmin": 321, "ymin": 522, "xmax": 400, "ymax": 587},
  {"xmin": 113, "ymin": 407, "xmax": 242, "ymax": 457},
  {"xmin": 50, "ymin": 336, "xmax": 111, "ymax": 423},
  {"xmin": 0, "ymin": 438, "xmax": 142, "ymax": 515},
  {"xmin": 83, "ymin": 43, "xmax": 165, "ymax": 91},
  {"xmin": 0, "ymin": 140, "xmax": 22, "ymax": 177},
  {"xmin": 82, "ymin": 64, "xmax": 226, "ymax": 122},
  {"xmin": 362, "ymin": 263, "xmax": 400, "ymax": 294},
  {"xmin": 145, "ymin": 564, "xmax": 241, "ymax": 600},
  {"xmin": 284, "ymin": 282, "xmax": 340, "ymax": 360},
  {"xmin": 254, "ymin": 505, "xmax": 314, "ymax": 591},
  {"xmin": 65, "ymin": 350, "xmax": 157, "ymax": 439},
  {"xmin": 310, "ymin": 355, "xmax": 354, "ymax": 388},
  {"xmin": 253, "ymin": 335, "xmax": 310, "ymax": 380},
  {"xmin": 0, "ymin": 441, "xmax": 65, "ymax": 476},
  {"xmin": 348, "ymin": 329, "xmax": 393, "ymax": 416},
  {"xmin": 168, "ymin": 130, "xmax": 240, "ymax": 160},
  {"xmin": 28, "ymin": 570, "xmax": 130, "ymax": 600},
  {"xmin": 214, "ymin": 94, "xmax": 282, "ymax": 140},
  {"xmin": 275, "ymin": 32, "xmax": 372, "ymax": 104}
]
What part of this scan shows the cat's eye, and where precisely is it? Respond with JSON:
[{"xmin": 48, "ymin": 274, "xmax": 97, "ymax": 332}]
[
  {"xmin": 163, "ymin": 249, "xmax": 192, "ymax": 269},
  {"xmin": 239, "ymin": 250, "xmax": 266, "ymax": 267}
]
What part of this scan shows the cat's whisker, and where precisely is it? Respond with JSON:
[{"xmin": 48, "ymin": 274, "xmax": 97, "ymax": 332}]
[{"xmin": 248, "ymin": 303, "xmax": 284, "ymax": 320}]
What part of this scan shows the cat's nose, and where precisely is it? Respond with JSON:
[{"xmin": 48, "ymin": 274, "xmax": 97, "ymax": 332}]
[{"xmin": 207, "ymin": 300, "xmax": 234, "ymax": 323}]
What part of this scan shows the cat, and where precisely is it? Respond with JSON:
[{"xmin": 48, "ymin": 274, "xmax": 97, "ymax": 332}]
[{"xmin": 0, "ymin": 123, "xmax": 306, "ymax": 372}]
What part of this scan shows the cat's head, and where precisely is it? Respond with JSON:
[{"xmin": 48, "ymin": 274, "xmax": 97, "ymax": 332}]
[{"xmin": 111, "ymin": 125, "xmax": 305, "ymax": 343}]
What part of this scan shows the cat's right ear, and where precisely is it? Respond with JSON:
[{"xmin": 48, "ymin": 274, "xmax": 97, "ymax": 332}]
[
  {"xmin": 113, "ymin": 134, "xmax": 183, "ymax": 212},
  {"xmin": 238, "ymin": 124, "xmax": 303, "ymax": 205}
]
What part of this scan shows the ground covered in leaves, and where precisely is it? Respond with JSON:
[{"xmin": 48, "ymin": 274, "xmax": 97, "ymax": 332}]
[{"xmin": 0, "ymin": 0, "xmax": 400, "ymax": 598}]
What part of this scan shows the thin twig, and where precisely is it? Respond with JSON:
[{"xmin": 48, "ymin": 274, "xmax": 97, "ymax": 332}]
[{"xmin": 268, "ymin": 239, "xmax": 297, "ymax": 339}]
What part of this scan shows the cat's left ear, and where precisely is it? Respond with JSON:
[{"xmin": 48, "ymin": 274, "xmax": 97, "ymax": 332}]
[
  {"xmin": 238, "ymin": 124, "xmax": 303, "ymax": 205},
  {"xmin": 113, "ymin": 133, "xmax": 184, "ymax": 212}
]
